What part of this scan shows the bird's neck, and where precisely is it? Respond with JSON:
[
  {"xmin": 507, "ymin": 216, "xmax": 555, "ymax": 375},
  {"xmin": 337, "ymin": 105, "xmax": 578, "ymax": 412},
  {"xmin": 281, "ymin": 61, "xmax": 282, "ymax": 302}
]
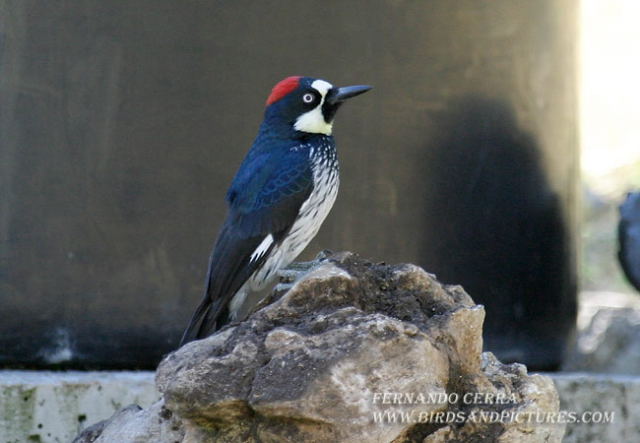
[{"xmin": 255, "ymin": 119, "xmax": 335, "ymax": 147}]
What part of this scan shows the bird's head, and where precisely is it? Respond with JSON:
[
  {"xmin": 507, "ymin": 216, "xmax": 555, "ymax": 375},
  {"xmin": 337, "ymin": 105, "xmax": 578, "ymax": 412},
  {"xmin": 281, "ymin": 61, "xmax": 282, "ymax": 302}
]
[{"xmin": 263, "ymin": 76, "xmax": 372, "ymax": 136}]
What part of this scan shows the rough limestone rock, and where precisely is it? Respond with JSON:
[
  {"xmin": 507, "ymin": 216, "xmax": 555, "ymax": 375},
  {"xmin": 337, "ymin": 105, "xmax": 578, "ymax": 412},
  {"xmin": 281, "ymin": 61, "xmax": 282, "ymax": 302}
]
[
  {"xmin": 75, "ymin": 252, "xmax": 565, "ymax": 442},
  {"xmin": 564, "ymin": 291, "xmax": 640, "ymax": 374},
  {"xmin": 72, "ymin": 401, "xmax": 184, "ymax": 443},
  {"xmin": 564, "ymin": 307, "xmax": 640, "ymax": 374}
]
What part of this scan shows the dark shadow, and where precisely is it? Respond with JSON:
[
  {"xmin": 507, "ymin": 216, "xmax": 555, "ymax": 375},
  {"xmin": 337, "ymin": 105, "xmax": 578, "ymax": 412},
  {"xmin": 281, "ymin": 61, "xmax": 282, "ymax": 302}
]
[{"xmin": 417, "ymin": 96, "xmax": 577, "ymax": 370}]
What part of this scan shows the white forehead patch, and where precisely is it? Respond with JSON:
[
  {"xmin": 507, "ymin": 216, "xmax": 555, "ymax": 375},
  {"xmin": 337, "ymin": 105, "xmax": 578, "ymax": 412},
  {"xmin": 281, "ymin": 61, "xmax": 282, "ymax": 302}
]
[
  {"xmin": 294, "ymin": 79, "xmax": 334, "ymax": 135},
  {"xmin": 311, "ymin": 79, "xmax": 333, "ymax": 96}
]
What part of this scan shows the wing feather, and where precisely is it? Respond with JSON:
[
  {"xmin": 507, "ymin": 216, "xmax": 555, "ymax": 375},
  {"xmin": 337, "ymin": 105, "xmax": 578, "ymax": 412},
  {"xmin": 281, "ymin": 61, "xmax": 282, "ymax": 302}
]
[{"xmin": 180, "ymin": 148, "xmax": 313, "ymax": 344}]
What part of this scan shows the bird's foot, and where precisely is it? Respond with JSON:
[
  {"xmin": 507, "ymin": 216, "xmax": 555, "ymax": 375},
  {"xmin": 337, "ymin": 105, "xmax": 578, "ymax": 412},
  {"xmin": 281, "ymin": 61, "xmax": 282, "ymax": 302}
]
[{"xmin": 274, "ymin": 250, "xmax": 333, "ymax": 292}]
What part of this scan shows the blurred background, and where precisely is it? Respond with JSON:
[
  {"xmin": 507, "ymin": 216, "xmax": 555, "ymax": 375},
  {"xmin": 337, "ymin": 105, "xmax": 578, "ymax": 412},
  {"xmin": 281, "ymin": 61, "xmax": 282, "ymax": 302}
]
[
  {"xmin": 0, "ymin": 0, "xmax": 639, "ymax": 376},
  {"xmin": 580, "ymin": 0, "xmax": 640, "ymax": 293},
  {"xmin": 569, "ymin": 0, "xmax": 640, "ymax": 375}
]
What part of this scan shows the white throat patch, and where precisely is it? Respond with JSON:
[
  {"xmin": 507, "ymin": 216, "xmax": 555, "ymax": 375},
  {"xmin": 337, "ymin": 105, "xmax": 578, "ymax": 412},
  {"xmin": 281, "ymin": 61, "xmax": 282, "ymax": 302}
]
[{"xmin": 294, "ymin": 79, "xmax": 334, "ymax": 135}]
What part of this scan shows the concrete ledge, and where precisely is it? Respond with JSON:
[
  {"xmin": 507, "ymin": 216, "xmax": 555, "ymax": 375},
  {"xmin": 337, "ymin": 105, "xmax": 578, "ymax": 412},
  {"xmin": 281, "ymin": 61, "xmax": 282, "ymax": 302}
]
[
  {"xmin": 548, "ymin": 372, "xmax": 640, "ymax": 443},
  {"xmin": 0, "ymin": 370, "xmax": 158, "ymax": 443},
  {"xmin": 2, "ymin": 370, "xmax": 640, "ymax": 442}
]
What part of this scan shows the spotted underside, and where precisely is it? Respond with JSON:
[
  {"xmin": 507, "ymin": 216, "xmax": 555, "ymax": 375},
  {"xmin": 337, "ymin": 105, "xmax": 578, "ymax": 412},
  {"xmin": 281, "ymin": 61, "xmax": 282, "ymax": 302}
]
[{"xmin": 230, "ymin": 138, "xmax": 339, "ymax": 315}]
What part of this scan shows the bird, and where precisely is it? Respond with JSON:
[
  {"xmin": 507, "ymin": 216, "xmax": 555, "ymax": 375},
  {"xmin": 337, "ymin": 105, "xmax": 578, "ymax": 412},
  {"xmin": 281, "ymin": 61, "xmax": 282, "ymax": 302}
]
[
  {"xmin": 618, "ymin": 191, "xmax": 640, "ymax": 292},
  {"xmin": 180, "ymin": 76, "xmax": 371, "ymax": 345}
]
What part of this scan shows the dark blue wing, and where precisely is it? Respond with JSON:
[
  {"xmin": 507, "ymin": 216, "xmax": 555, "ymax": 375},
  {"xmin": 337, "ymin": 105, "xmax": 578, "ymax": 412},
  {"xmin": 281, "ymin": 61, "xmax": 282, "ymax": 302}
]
[
  {"xmin": 180, "ymin": 149, "xmax": 313, "ymax": 343},
  {"xmin": 227, "ymin": 150, "xmax": 314, "ymax": 237}
]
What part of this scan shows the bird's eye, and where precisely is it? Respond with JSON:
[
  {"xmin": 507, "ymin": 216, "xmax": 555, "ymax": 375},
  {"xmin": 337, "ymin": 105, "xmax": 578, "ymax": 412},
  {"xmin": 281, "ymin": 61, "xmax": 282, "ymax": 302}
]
[{"xmin": 302, "ymin": 93, "xmax": 315, "ymax": 104}]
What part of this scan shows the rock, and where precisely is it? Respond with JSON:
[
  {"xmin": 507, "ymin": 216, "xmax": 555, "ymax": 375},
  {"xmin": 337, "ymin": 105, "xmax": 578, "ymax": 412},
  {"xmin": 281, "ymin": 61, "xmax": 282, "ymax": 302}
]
[
  {"xmin": 422, "ymin": 353, "xmax": 563, "ymax": 443},
  {"xmin": 72, "ymin": 401, "xmax": 184, "ymax": 443},
  {"xmin": 564, "ymin": 305, "xmax": 640, "ymax": 374},
  {"xmin": 563, "ymin": 290, "xmax": 640, "ymax": 374},
  {"xmin": 76, "ymin": 252, "xmax": 565, "ymax": 442}
]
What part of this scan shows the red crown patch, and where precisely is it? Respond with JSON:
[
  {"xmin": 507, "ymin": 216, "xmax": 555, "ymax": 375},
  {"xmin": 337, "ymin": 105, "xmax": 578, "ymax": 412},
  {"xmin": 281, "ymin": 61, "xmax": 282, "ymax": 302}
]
[{"xmin": 266, "ymin": 76, "xmax": 302, "ymax": 106}]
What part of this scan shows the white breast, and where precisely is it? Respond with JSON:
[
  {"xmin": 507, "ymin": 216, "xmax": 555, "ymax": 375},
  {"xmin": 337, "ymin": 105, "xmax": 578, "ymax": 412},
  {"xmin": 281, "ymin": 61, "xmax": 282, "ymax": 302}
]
[{"xmin": 249, "ymin": 149, "xmax": 339, "ymax": 291}]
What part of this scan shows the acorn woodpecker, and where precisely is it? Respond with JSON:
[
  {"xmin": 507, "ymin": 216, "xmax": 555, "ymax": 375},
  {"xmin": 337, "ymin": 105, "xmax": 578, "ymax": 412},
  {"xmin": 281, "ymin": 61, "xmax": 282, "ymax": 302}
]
[
  {"xmin": 180, "ymin": 76, "xmax": 371, "ymax": 344},
  {"xmin": 618, "ymin": 191, "xmax": 640, "ymax": 292}
]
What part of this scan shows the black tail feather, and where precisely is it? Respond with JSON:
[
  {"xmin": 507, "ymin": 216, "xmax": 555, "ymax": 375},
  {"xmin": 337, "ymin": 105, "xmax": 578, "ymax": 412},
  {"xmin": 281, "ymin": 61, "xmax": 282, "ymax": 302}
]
[
  {"xmin": 179, "ymin": 291, "xmax": 233, "ymax": 346},
  {"xmin": 178, "ymin": 222, "xmax": 280, "ymax": 348},
  {"xmin": 179, "ymin": 297, "xmax": 212, "ymax": 346}
]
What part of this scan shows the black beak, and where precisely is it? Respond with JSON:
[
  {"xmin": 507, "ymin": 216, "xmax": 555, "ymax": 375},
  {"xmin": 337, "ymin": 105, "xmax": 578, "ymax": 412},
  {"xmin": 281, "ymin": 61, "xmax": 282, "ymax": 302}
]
[{"xmin": 325, "ymin": 85, "xmax": 373, "ymax": 105}]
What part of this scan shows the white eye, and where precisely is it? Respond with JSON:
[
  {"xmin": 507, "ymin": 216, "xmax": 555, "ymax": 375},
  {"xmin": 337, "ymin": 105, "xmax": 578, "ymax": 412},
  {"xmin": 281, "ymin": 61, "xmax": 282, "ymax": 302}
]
[{"xmin": 302, "ymin": 93, "xmax": 315, "ymax": 104}]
